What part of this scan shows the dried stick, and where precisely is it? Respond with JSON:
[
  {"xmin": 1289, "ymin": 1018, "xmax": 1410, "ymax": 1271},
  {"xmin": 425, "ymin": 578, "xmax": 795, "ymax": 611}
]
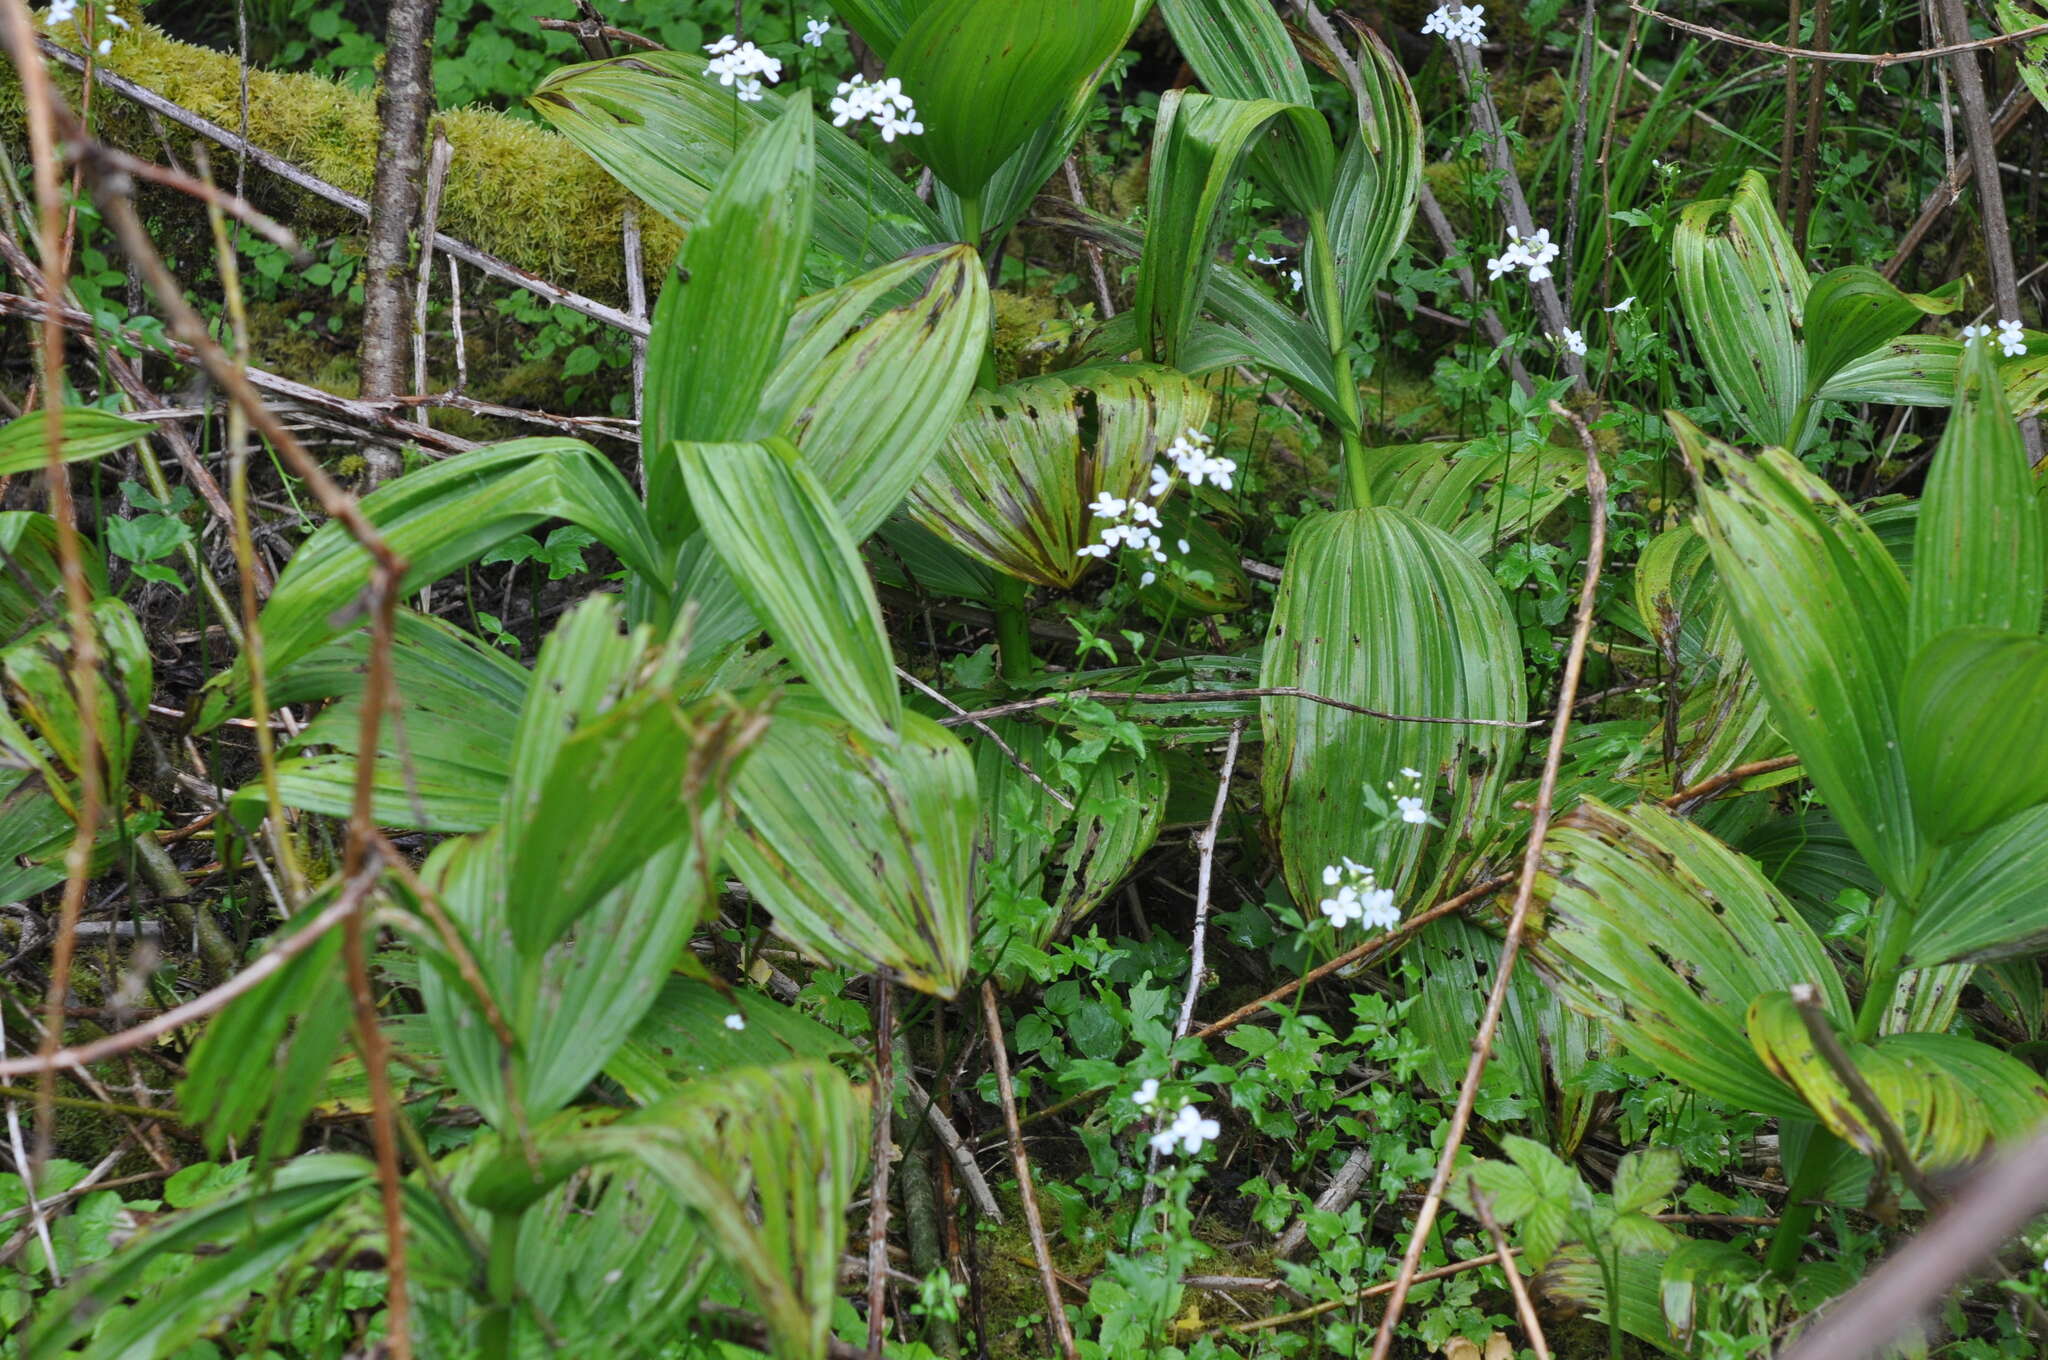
[
  {"xmin": 1172, "ymin": 722, "xmax": 1245, "ymax": 1044},
  {"xmin": 623, "ymin": 205, "xmax": 648, "ymax": 444},
  {"xmin": 1628, "ymin": 4, "xmax": 2048, "ymax": 63},
  {"xmin": 898, "ymin": 667, "xmax": 1073, "ymax": 812},
  {"xmin": 980, "ymin": 980, "xmax": 1079, "ymax": 1360},
  {"xmin": 1213, "ymin": 1248, "xmax": 1521, "ymax": 1334},
  {"xmin": 1777, "ymin": 0, "xmax": 1803, "ymax": 217},
  {"xmin": 1881, "ymin": 86, "xmax": 2035, "ymax": 279},
  {"xmin": 0, "ymin": 1005, "xmax": 61, "ymax": 1283},
  {"xmin": 1791, "ymin": 0, "xmax": 1832, "ymax": 256},
  {"xmin": 1661, "ymin": 754, "xmax": 1803, "ymax": 812},
  {"xmin": 1560, "ymin": 0, "xmax": 1598, "ymax": 304},
  {"xmin": 866, "ymin": 978, "xmax": 895, "ymax": 1357},
  {"xmin": 1470, "ymin": 1185, "xmax": 1552, "ymax": 1360},
  {"xmin": 1063, "ymin": 156, "xmax": 1116, "ymax": 320},
  {"xmin": 937, "ymin": 687, "xmax": 1544, "ymax": 730},
  {"xmin": 1275, "ymin": 1144, "xmax": 1372, "ymax": 1259},
  {"xmin": 1369, "ymin": 403, "xmax": 1609, "ymax": 1360},
  {"xmin": 410, "ymin": 125, "xmax": 453, "ymax": 413},
  {"xmin": 1, "ymin": 0, "xmax": 106, "ymax": 1172},
  {"xmin": 899, "ymin": 1071, "xmax": 1004, "ymax": 1222}
]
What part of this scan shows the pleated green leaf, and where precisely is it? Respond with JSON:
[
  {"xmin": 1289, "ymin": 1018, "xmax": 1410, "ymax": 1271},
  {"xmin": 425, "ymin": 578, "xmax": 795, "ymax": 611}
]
[
  {"xmin": 1801, "ymin": 267, "xmax": 1960, "ymax": 398},
  {"xmin": 25, "ymin": 1157, "xmax": 374, "ymax": 1360},
  {"xmin": 1156, "ymin": 0, "xmax": 1312, "ymax": 103},
  {"xmin": 1909, "ymin": 338, "xmax": 2045, "ymax": 651},
  {"xmin": 888, "ymin": 0, "xmax": 1135, "ymax": 202},
  {"xmin": 1994, "ymin": 0, "xmax": 2048, "ymax": 107},
  {"xmin": 1, "ymin": 597, "xmax": 151, "ymax": 815},
  {"xmin": 467, "ymin": 1061, "xmax": 866, "ymax": 1360},
  {"xmin": 1672, "ymin": 170, "xmax": 1811, "ymax": 449},
  {"xmin": 909, "ymin": 364, "xmax": 1214, "ymax": 588},
  {"xmin": 1526, "ymin": 799, "xmax": 1850, "ymax": 1121},
  {"xmin": 643, "ymin": 98, "xmax": 814, "ymax": 551},
  {"xmin": 531, "ymin": 52, "xmax": 940, "ymax": 269},
  {"xmin": 1259, "ymin": 506, "xmax": 1526, "ymax": 913},
  {"xmin": 1680, "ymin": 415, "xmax": 1921, "ymax": 892},
  {"xmin": 1134, "ymin": 91, "xmax": 1334, "ymax": 368},
  {"xmin": 679, "ymin": 438, "xmax": 901, "ymax": 741},
  {"xmin": 608, "ymin": 977, "xmax": 856, "ymax": 1103},
  {"xmin": 1901, "ymin": 628, "xmax": 2048, "ymax": 845},
  {"xmin": 761, "ymin": 245, "xmax": 993, "ymax": 541},
  {"xmin": 1748, "ymin": 991, "xmax": 2048, "ymax": 1168},
  {"xmin": 831, "ymin": 0, "xmax": 931, "ymax": 59},
  {"xmin": 0, "ymin": 512, "xmax": 107, "ymax": 647},
  {"xmin": 1813, "ymin": 335, "xmax": 1966, "ymax": 406},
  {"xmin": 195, "ymin": 438, "xmax": 661, "ymax": 730},
  {"xmin": 728, "ymin": 692, "xmax": 975, "ymax": 996},
  {"xmin": 1911, "ymin": 805, "xmax": 2048, "ymax": 963},
  {"xmin": 0, "ymin": 407, "xmax": 150, "ymax": 476},
  {"xmin": 970, "ymin": 718, "xmax": 1169, "ymax": 956},
  {"xmin": 1359, "ymin": 438, "xmax": 1587, "ymax": 558},
  {"xmin": 1320, "ymin": 30, "xmax": 1423, "ymax": 339}
]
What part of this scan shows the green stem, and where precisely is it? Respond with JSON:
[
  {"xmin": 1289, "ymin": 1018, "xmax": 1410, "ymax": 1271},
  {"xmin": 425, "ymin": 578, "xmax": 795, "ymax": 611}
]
[
  {"xmin": 481, "ymin": 1208, "xmax": 524, "ymax": 1359},
  {"xmin": 1763, "ymin": 1128, "xmax": 1842, "ymax": 1277},
  {"xmin": 1306, "ymin": 208, "xmax": 1371, "ymax": 508},
  {"xmin": 1853, "ymin": 894, "xmax": 1920, "ymax": 1042},
  {"xmin": 992, "ymin": 573, "xmax": 1035, "ymax": 684}
]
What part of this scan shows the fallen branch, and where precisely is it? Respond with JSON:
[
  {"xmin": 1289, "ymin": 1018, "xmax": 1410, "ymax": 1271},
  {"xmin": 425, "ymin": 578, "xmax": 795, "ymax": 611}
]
[
  {"xmin": 937, "ymin": 687, "xmax": 1546, "ymax": 730},
  {"xmin": 1627, "ymin": 3, "xmax": 2048, "ymax": 66}
]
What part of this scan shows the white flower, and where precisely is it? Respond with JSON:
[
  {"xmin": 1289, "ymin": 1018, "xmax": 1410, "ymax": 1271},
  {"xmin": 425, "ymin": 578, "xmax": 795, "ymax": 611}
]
[
  {"xmin": 1076, "ymin": 542, "xmax": 1113, "ymax": 559},
  {"xmin": 1288, "ymin": 268, "xmax": 1305, "ymax": 293},
  {"xmin": 802, "ymin": 18, "xmax": 833, "ymax": 46},
  {"xmin": 1400, "ymin": 767, "xmax": 1423, "ymax": 779},
  {"xmin": 1089, "ymin": 492, "xmax": 1129, "ymax": 520},
  {"xmin": 1132, "ymin": 1077, "xmax": 1160, "ymax": 1110},
  {"xmin": 1509, "ymin": 225, "xmax": 1559, "ymax": 281},
  {"xmin": 45, "ymin": 0, "xmax": 79, "ymax": 23},
  {"xmin": 708, "ymin": 41, "xmax": 782, "ymax": 91},
  {"xmin": 1140, "ymin": 570, "xmax": 1157, "ymax": 586},
  {"xmin": 1177, "ymin": 538, "xmax": 1191, "ymax": 554},
  {"xmin": 1319, "ymin": 859, "xmax": 1403, "ymax": 932},
  {"xmin": 1250, "ymin": 251, "xmax": 1288, "ymax": 267},
  {"xmin": 1605, "ymin": 296, "xmax": 1635, "ymax": 314},
  {"xmin": 1358, "ymin": 886, "xmax": 1401, "ymax": 931},
  {"xmin": 1962, "ymin": 323, "xmax": 1992, "ymax": 341},
  {"xmin": 1996, "ymin": 318, "xmax": 2028, "ymax": 358},
  {"xmin": 1129, "ymin": 502, "xmax": 1161, "ymax": 528},
  {"xmin": 735, "ymin": 77, "xmax": 766, "ymax": 102},
  {"xmin": 1397, "ymin": 794, "xmax": 1429, "ymax": 824},
  {"xmin": 1322, "ymin": 864, "xmax": 1342, "ymax": 886},
  {"xmin": 1148, "ymin": 1103, "xmax": 1221, "ymax": 1156},
  {"xmin": 1149, "ymin": 464, "xmax": 1173, "ymax": 498},
  {"xmin": 724, "ymin": 1012, "xmax": 746, "ymax": 1031},
  {"xmin": 830, "ymin": 72, "xmax": 923, "ymax": 139},
  {"xmin": 1556, "ymin": 327, "xmax": 1587, "ymax": 357},
  {"xmin": 705, "ymin": 33, "xmax": 740, "ymax": 55},
  {"xmin": 1422, "ymin": 2, "xmax": 1486, "ymax": 45}
]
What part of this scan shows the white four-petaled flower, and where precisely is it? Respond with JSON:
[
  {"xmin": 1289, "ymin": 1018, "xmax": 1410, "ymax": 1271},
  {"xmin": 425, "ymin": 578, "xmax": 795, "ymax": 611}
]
[
  {"xmin": 706, "ymin": 38, "xmax": 783, "ymax": 94},
  {"xmin": 1318, "ymin": 858, "xmax": 1402, "ymax": 931},
  {"xmin": 1555, "ymin": 327, "xmax": 1587, "ymax": 357},
  {"xmin": 1605, "ymin": 296, "xmax": 1635, "ymax": 314},
  {"xmin": 802, "ymin": 18, "xmax": 834, "ymax": 46},
  {"xmin": 1996, "ymin": 318, "xmax": 2028, "ymax": 358},
  {"xmin": 1148, "ymin": 1103, "xmax": 1221, "ymax": 1156},
  {"xmin": 1132, "ymin": 1077, "xmax": 1160, "ymax": 1110},
  {"xmin": 830, "ymin": 73, "xmax": 924, "ymax": 140},
  {"xmin": 1421, "ymin": 3, "xmax": 1486, "ymax": 45}
]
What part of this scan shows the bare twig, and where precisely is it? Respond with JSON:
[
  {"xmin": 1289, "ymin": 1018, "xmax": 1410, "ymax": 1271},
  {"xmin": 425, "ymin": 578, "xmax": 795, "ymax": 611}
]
[
  {"xmin": 410, "ymin": 125, "xmax": 453, "ymax": 412},
  {"xmin": 1370, "ymin": 403, "xmax": 1609, "ymax": 1360},
  {"xmin": 1470, "ymin": 1185, "xmax": 1552, "ymax": 1360},
  {"xmin": 1210, "ymin": 1248, "xmax": 1521, "ymax": 1334},
  {"xmin": 1063, "ymin": 156, "xmax": 1116, "ymax": 320},
  {"xmin": 1661, "ymin": 754, "xmax": 1803, "ymax": 812},
  {"xmin": 1627, "ymin": 3, "xmax": 2048, "ymax": 64},
  {"xmin": 937, "ymin": 687, "xmax": 1544, "ymax": 730},
  {"xmin": 980, "ymin": 981, "xmax": 1079, "ymax": 1360},
  {"xmin": 897, "ymin": 668, "xmax": 1073, "ymax": 812},
  {"xmin": 1881, "ymin": 86, "xmax": 2036, "ymax": 279},
  {"xmin": 1275, "ymin": 1144, "xmax": 1373, "ymax": 1259},
  {"xmin": 866, "ymin": 978, "xmax": 895, "ymax": 1357},
  {"xmin": 1172, "ymin": 722, "xmax": 1245, "ymax": 1045},
  {"xmin": 623, "ymin": 205, "xmax": 648, "ymax": 447},
  {"xmin": 1792, "ymin": 0, "xmax": 1833, "ymax": 256},
  {"xmin": 899, "ymin": 1071, "xmax": 1003, "ymax": 1222},
  {"xmin": 360, "ymin": 0, "xmax": 445, "ymax": 418}
]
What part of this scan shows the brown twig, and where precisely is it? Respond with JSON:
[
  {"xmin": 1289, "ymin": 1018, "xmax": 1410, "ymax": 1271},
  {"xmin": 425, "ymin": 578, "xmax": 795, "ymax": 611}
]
[
  {"xmin": 866, "ymin": 978, "xmax": 895, "ymax": 1357},
  {"xmin": 1171, "ymin": 723, "xmax": 1245, "ymax": 1046},
  {"xmin": 937, "ymin": 687, "xmax": 1544, "ymax": 730},
  {"xmin": 1628, "ymin": 3, "xmax": 2048, "ymax": 64},
  {"xmin": 1661, "ymin": 754, "xmax": 1803, "ymax": 812},
  {"xmin": 980, "ymin": 980, "xmax": 1079, "ymax": 1360},
  {"xmin": 1881, "ymin": 86, "xmax": 2036, "ymax": 280},
  {"xmin": 1470, "ymin": 1184, "xmax": 1552, "ymax": 1360},
  {"xmin": 898, "ymin": 668, "xmax": 1073, "ymax": 812},
  {"xmin": 1369, "ymin": 403, "xmax": 1609, "ymax": 1359},
  {"xmin": 1791, "ymin": 0, "xmax": 1832, "ymax": 256},
  {"xmin": 1210, "ymin": 1248, "xmax": 1522, "ymax": 1334},
  {"xmin": 899, "ymin": 1071, "xmax": 1003, "ymax": 1222},
  {"xmin": 1063, "ymin": 155, "xmax": 1116, "ymax": 320}
]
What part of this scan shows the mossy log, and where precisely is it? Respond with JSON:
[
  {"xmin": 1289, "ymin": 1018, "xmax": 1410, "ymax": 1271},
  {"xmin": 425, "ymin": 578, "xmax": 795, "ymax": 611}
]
[{"xmin": 6, "ymin": 10, "xmax": 681, "ymax": 304}]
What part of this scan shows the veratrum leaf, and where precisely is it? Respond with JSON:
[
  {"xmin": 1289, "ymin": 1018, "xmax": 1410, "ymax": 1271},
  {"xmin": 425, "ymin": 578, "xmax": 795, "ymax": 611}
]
[
  {"xmin": 831, "ymin": 0, "xmax": 930, "ymax": 59},
  {"xmin": 608, "ymin": 977, "xmax": 856, "ymax": 1103},
  {"xmin": 1901, "ymin": 628, "xmax": 2048, "ymax": 845},
  {"xmin": 728, "ymin": 692, "xmax": 976, "ymax": 996},
  {"xmin": 643, "ymin": 97, "xmax": 814, "ymax": 551},
  {"xmin": 1910, "ymin": 805, "xmax": 2048, "ymax": 964},
  {"xmin": 678, "ymin": 438, "xmax": 902, "ymax": 741},
  {"xmin": 1526, "ymin": 799, "xmax": 1850, "ymax": 1122},
  {"xmin": 1680, "ymin": 415, "xmax": 1921, "ymax": 892},
  {"xmin": 1156, "ymin": 0, "xmax": 1312, "ymax": 103},
  {"xmin": 1909, "ymin": 337, "xmax": 2045, "ymax": 651},
  {"xmin": 1359, "ymin": 437, "xmax": 1587, "ymax": 558},
  {"xmin": 531, "ymin": 52, "xmax": 940, "ymax": 269},
  {"xmin": 195, "ymin": 438, "xmax": 662, "ymax": 730},
  {"xmin": 1322, "ymin": 30, "xmax": 1423, "ymax": 340},
  {"xmin": 1672, "ymin": 169, "xmax": 1811, "ymax": 449},
  {"xmin": 1748, "ymin": 991, "xmax": 2048, "ymax": 1168},
  {"xmin": 0, "ymin": 512, "xmax": 108, "ymax": 646},
  {"xmin": 466, "ymin": 1061, "xmax": 867, "ymax": 1360},
  {"xmin": 0, "ymin": 407, "xmax": 150, "ymax": 476},
  {"xmin": 1260, "ymin": 507, "xmax": 1526, "ymax": 914},
  {"xmin": 909, "ymin": 364, "xmax": 1214, "ymax": 588},
  {"xmin": 1, "ymin": 597, "xmax": 152, "ymax": 814},
  {"xmin": 25, "ymin": 1156, "xmax": 374, "ymax": 1360},
  {"xmin": 888, "ymin": 0, "xmax": 1134, "ymax": 202},
  {"xmin": 1801, "ymin": 267, "xmax": 1959, "ymax": 398}
]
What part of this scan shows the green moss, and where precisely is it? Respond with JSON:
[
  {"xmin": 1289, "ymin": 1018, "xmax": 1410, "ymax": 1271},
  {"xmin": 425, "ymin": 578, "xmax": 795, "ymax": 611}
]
[{"xmin": 8, "ymin": 16, "xmax": 681, "ymax": 302}]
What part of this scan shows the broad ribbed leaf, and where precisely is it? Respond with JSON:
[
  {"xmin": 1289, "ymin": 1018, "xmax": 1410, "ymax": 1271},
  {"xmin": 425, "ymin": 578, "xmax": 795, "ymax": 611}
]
[
  {"xmin": 1322, "ymin": 31, "xmax": 1422, "ymax": 338},
  {"xmin": 1901, "ymin": 628, "xmax": 2048, "ymax": 845},
  {"xmin": 909, "ymin": 364, "xmax": 1214, "ymax": 588},
  {"xmin": 0, "ymin": 407, "xmax": 150, "ymax": 476},
  {"xmin": 608, "ymin": 977, "xmax": 856, "ymax": 1103},
  {"xmin": 970, "ymin": 718, "xmax": 1169, "ymax": 956},
  {"xmin": 1672, "ymin": 170, "xmax": 1810, "ymax": 449},
  {"xmin": 1748, "ymin": 991, "xmax": 2048, "ymax": 1168},
  {"xmin": 0, "ymin": 512, "xmax": 106, "ymax": 646},
  {"xmin": 1680, "ymin": 416, "xmax": 1921, "ymax": 891},
  {"xmin": 643, "ymin": 98, "xmax": 814, "ymax": 552},
  {"xmin": 1360, "ymin": 438, "xmax": 1586, "ymax": 557},
  {"xmin": 1260, "ymin": 507, "xmax": 1526, "ymax": 913},
  {"xmin": 467, "ymin": 1062, "xmax": 866, "ymax": 1360},
  {"xmin": 25, "ymin": 1157, "xmax": 374, "ymax": 1360},
  {"xmin": 728, "ymin": 693, "xmax": 975, "ymax": 996},
  {"xmin": 763, "ymin": 245, "xmax": 992, "ymax": 540},
  {"xmin": 1813, "ymin": 335, "xmax": 1963, "ymax": 406},
  {"xmin": 1737, "ymin": 810, "xmax": 1882, "ymax": 935},
  {"xmin": 679, "ymin": 439, "xmax": 901, "ymax": 741},
  {"xmin": 832, "ymin": 0, "xmax": 930, "ymax": 58},
  {"xmin": 1909, "ymin": 338, "xmax": 2045, "ymax": 651},
  {"xmin": 1, "ymin": 597, "xmax": 151, "ymax": 814},
  {"xmin": 1526, "ymin": 799, "xmax": 1850, "ymax": 1121},
  {"xmin": 889, "ymin": 0, "xmax": 1134, "ymax": 203},
  {"xmin": 196, "ymin": 439, "xmax": 661, "ymax": 730},
  {"xmin": 1157, "ymin": 0, "xmax": 1312, "ymax": 102},
  {"xmin": 1801, "ymin": 268, "xmax": 1959, "ymax": 397},
  {"xmin": 531, "ymin": 52, "xmax": 940, "ymax": 269},
  {"xmin": 1134, "ymin": 91, "xmax": 1334, "ymax": 368},
  {"xmin": 1911, "ymin": 805, "xmax": 2048, "ymax": 963}
]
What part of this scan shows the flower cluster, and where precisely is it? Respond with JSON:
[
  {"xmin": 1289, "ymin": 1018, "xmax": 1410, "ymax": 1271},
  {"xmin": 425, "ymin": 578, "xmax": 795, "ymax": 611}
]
[
  {"xmin": 44, "ymin": 0, "xmax": 128, "ymax": 53},
  {"xmin": 1486, "ymin": 225, "xmax": 1560, "ymax": 283},
  {"xmin": 1077, "ymin": 428, "xmax": 1235, "ymax": 586},
  {"xmin": 1421, "ymin": 3, "xmax": 1487, "ymax": 45},
  {"xmin": 1962, "ymin": 318, "xmax": 2029, "ymax": 359},
  {"xmin": 1554, "ymin": 326, "xmax": 1587, "ymax": 357},
  {"xmin": 802, "ymin": 17, "xmax": 834, "ymax": 46},
  {"xmin": 1319, "ymin": 857, "xmax": 1400, "ymax": 931},
  {"xmin": 830, "ymin": 74, "xmax": 925, "ymax": 141},
  {"xmin": 1148, "ymin": 1103, "xmax": 1221, "ymax": 1156},
  {"xmin": 723, "ymin": 1012, "xmax": 746, "ymax": 1031},
  {"xmin": 705, "ymin": 35, "xmax": 782, "ymax": 102}
]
